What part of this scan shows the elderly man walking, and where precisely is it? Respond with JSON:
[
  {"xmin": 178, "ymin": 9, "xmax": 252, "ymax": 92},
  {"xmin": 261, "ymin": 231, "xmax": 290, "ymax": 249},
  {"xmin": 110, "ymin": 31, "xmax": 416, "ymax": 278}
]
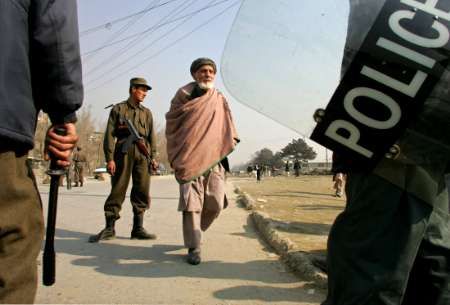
[{"xmin": 166, "ymin": 58, "xmax": 239, "ymax": 265}]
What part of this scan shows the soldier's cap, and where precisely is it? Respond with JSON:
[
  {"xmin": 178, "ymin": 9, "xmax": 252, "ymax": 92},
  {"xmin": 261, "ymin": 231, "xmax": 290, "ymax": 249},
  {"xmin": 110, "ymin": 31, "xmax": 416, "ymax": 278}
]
[
  {"xmin": 190, "ymin": 58, "xmax": 217, "ymax": 77},
  {"xmin": 130, "ymin": 77, "xmax": 152, "ymax": 90}
]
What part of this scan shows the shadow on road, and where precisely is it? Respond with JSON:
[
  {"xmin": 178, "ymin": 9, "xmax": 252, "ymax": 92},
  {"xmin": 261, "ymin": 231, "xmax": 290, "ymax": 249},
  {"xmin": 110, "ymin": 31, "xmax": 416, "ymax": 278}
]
[
  {"xmin": 50, "ymin": 228, "xmax": 323, "ymax": 303},
  {"xmin": 270, "ymin": 219, "xmax": 331, "ymax": 236},
  {"xmin": 213, "ymin": 284, "xmax": 320, "ymax": 303},
  {"xmin": 54, "ymin": 229, "xmax": 289, "ymax": 283}
]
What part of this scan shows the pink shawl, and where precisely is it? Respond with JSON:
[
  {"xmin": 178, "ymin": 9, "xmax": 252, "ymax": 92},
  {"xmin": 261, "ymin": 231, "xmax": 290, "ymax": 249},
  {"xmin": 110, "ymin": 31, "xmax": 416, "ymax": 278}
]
[{"xmin": 165, "ymin": 82, "xmax": 239, "ymax": 183}]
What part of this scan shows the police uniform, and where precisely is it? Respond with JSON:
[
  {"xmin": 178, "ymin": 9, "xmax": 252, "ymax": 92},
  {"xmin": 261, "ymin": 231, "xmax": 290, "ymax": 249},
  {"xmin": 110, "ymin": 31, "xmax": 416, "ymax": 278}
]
[
  {"xmin": 89, "ymin": 78, "xmax": 157, "ymax": 242},
  {"xmin": 323, "ymin": 1, "xmax": 450, "ymax": 304}
]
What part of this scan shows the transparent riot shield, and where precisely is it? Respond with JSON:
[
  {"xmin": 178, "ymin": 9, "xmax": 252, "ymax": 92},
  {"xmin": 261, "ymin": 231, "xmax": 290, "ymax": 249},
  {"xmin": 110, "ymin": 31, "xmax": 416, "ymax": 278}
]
[
  {"xmin": 221, "ymin": 0, "xmax": 349, "ymax": 138},
  {"xmin": 222, "ymin": 0, "xmax": 450, "ymax": 203}
]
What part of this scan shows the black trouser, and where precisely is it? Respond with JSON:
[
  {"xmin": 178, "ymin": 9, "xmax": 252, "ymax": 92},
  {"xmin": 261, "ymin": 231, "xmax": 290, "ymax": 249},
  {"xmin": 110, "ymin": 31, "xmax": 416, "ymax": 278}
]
[{"xmin": 323, "ymin": 172, "xmax": 450, "ymax": 305}]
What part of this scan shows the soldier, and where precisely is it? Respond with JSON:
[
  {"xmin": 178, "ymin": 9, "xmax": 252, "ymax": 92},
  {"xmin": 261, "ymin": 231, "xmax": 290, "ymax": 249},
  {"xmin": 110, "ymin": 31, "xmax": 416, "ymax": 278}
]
[
  {"xmin": 0, "ymin": 0, "xmax": 82, "ymax": 302},
  {"xmin": 166, "ymin": 58, "xmax": 239, "ymax": 265},
  {"xmin": 89, "ymin": 77, "xmax": 157, "ymax": 242},
  {"xmin": 73, "ymin": 146, "xmax": 87, "ymax": 187}
]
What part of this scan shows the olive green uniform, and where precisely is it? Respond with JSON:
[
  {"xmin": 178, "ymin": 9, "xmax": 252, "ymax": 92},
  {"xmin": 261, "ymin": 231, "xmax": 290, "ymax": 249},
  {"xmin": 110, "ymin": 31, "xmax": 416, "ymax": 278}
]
[
  {"xmin": 103, "ymin": 98, "xmax": 157, "ymax": 219},
  {"xmin": 73, "ymin": 150, "xmax": 86, "ymax": 186},
  {"xmin": 0, "ymin": 150, "xmax": 44, "ymax": 303}
]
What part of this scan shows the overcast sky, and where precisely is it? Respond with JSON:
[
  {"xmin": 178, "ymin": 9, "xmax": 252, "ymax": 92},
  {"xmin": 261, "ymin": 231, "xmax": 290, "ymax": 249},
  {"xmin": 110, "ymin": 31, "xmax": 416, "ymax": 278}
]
[{"xmin": 77, "ymin": 0, "xmax": 345, "ymax": 165}]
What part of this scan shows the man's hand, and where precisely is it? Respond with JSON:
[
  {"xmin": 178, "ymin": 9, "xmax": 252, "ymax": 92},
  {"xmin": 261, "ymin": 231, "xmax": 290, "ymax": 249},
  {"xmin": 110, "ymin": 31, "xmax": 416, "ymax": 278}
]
[
  {"xmin": 107, "ymin": 160, "xmax": 116, "ymax": 176},
  {"xmin": 44, "ymin": 123, "xmax": 78, "ymax": 167}
]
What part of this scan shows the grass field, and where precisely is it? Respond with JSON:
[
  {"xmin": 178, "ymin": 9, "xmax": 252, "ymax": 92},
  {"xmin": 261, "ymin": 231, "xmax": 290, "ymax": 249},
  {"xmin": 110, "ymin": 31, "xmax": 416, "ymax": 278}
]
[{"xmin": 230, "ymin": 175, "xmax": 346, "ymax": 255}]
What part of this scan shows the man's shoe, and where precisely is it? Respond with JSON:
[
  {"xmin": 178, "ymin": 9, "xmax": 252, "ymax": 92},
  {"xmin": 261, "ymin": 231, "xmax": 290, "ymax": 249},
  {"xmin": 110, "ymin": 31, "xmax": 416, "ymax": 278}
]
[
  {"xmin": 131, "ymin": 214, "xmax": 156, "ymax": 240},
  {"xmin": 187, "ymin": 248, "xmax": 201, "ymax": 265},
  {"xmin": 88, "ymin": 217, "xmax": 116, "ymax": 243},
  {"xmin": 130, "ymin": 227, "xmax": 157, "ymax": 240},
  {"xmin": 88, "ymin": 227, "xmax": 115, "ymax": 243}
]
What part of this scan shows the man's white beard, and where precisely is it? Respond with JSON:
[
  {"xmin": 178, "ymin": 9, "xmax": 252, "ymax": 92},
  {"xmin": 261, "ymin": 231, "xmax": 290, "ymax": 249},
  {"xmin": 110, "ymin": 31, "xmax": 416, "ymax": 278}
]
[{"xmin": 197, "ymin": 81, "xmax": 214, "ymax": 90}]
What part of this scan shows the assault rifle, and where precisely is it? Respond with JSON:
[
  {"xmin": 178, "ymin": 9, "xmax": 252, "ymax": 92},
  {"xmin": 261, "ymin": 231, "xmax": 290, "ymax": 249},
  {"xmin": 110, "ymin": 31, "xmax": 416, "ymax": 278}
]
[{"xmin": 122, "ymin": 118, "xmax": 158, "ymax": 172}]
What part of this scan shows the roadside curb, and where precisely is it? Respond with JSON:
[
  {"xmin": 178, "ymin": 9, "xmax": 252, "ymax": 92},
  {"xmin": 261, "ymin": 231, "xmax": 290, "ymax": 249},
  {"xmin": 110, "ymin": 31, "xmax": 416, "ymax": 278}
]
[{"xmin": 234, "ymin": 185, "xmax": 327, "ymax": 288}]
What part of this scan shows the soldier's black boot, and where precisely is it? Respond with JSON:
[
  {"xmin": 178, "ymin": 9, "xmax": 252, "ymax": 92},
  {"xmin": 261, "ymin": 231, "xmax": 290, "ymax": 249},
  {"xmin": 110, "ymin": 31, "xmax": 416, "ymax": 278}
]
[
  {"xmin": 88, "ymin": 217, "xmax": 116, "ymax": 243},
  {"xmin": 130, "ymin": 214, "xmax": 157, "ymax": 240},
  {"xmin": 187, "ymin": 248, "xmax": 201, "ymax": 265}
]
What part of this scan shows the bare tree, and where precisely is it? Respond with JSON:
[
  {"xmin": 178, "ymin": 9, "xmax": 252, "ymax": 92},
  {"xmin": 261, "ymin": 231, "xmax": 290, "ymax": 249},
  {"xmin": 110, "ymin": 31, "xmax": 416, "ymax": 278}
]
[
  {"xmin": 155, "ymin": 125, "xmax": 170, "ymax": 173},
  {"xmin": 75, "ymin": 106, "xmax": 104, "ymax": 174}
]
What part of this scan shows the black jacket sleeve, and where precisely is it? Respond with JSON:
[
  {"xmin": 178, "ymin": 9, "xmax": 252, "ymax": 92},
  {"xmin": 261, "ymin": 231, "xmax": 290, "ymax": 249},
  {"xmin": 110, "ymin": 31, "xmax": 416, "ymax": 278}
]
[{"xmin": 30, "ymin": 0, "xmax": 83, "ymax": 124}]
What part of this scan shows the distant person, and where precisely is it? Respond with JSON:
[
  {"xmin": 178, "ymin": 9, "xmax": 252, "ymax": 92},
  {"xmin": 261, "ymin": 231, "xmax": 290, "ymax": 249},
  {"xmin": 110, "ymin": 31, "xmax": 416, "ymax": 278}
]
[
  {"xmin": 247, "ymin": 165, "xmax": 254, "ymax": 177},
  {"xmin": 331, "ymin": 153, "xmax": 345, "ymax": 198},
  {"xmin": 256, "ymin": 164, "xmax": 262, "ymax": 182},
  {"xmin": 332, "ymin": 173, "xmax": 345, "ymax": 197},
  {"xmin": 89, "ymin": 77, "xmax": 158, "ymax": 243},
  {"xmin": 166, "ymin": 58, "xmax": 239, "ymax": 265},
  {"xmin": 0, "ymin": 0, "xmax": 83, "ymax": 302},
  {"xmin": 293, "ymin": 159, "xmax": 301, "ymax": 177},
  {"xmin": 73, "ymin": 146, "xmax": 87, "ymax": 187},
  {"xmin": 284, "ymin": 161, "xmax": 290, "ymax": 176},
  {"xmin": 323, "ymin": 1, "xmax": 450, "ymax": 304}
]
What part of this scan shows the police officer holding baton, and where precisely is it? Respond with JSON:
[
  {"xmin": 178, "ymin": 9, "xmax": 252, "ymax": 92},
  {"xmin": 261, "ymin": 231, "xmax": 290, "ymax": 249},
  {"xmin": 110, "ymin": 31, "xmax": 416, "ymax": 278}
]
[{"xmin": 0, "ymin": 0, "xmax": 83, "ymax": 302}]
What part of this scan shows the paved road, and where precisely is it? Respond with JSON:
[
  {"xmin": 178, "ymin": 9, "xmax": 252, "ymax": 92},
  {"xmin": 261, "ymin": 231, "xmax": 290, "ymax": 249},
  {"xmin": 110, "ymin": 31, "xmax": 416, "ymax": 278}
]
[{"xmin": 35, "ymin": 176, "xmax": 324, "ymax": 304}]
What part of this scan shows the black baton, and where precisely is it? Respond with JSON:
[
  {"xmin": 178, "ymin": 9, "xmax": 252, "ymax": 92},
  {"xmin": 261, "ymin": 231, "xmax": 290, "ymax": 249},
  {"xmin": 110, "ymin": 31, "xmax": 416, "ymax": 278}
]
[{"xmin": 43, "ymin": 127, "xmax": 67, "ymax": 286}]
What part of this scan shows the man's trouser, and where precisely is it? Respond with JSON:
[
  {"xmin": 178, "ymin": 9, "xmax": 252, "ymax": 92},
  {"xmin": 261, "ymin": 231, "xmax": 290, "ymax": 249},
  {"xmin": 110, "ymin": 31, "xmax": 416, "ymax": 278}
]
[
  {"xmin": 104, "ymin": 148, "xmax": 150, "ymax": 219},
  {"xmin": 0, "ymin": 150, "xmax": 44, "ymax": 304},
  {"xmin": 180, "ymin": 164, "xmax": 226, "ymax": 249},
  {"xmin": 323, "ymin": 172, "xmax": 450, "ymax": 305},
  {"xmin": 333, "ymin": 173, "xmax": 344, "ymax": 196},
  {"xmin": 74, "ymin": 165, "xmax": 83, "ymax": 185}
]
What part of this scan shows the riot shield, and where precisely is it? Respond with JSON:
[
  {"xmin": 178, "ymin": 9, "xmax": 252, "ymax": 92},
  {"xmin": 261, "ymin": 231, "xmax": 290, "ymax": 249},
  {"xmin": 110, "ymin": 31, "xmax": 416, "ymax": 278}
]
[
  {"xmin": 221, "ymin": 0, "xmax": 349, "ymax": 138},
  {"xmin": 221, "ymin": 0, "xmax": 450, "ymax": 181}
]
